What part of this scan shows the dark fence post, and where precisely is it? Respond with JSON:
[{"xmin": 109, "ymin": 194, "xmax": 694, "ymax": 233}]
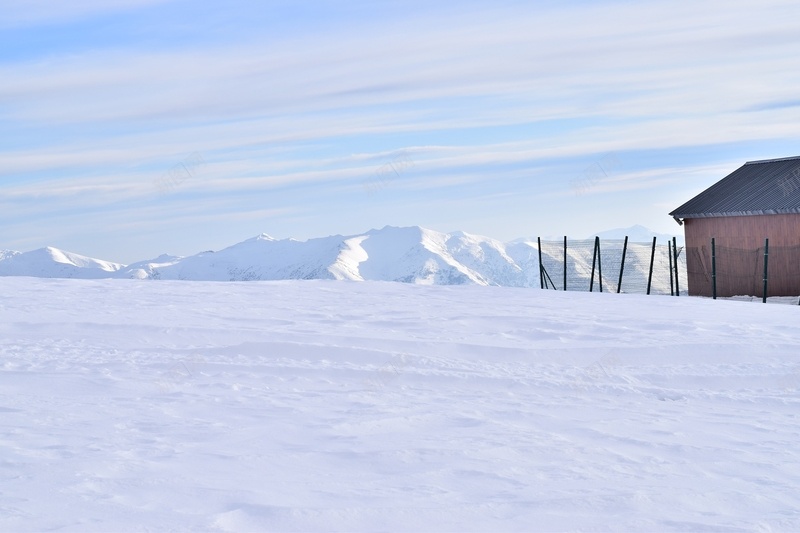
[
  {"xmin": 646, "ymin": 237, "xmax": 656, "ymax": 295},
  {"xmin": 617, "ymin": 236, "xmax": 628, "ymax": 293},
  {"xmin": 563, "ymin": 236, "xmax": 567, "ymax": 291},
  {"xmin": 763, "ymin": 238, "xmax": 769, "ymax": 304},
  {"xmin": 673, "ymin": 237, "xmax": 680, "ymax": 296},
  {"xmin": 711, "ymin": 237, "xmax": 716, "ymax": 300},
  {"xmin": 537, "ymin": 237, "xmax": 544, "ymax": 289},
  {"xmin": 668, "ymin": 240, "xmax": 674, "ymax": 296},
  {"xmin": 590, "ymin": 237, "xmax": 597, "ymax": 292},
  {"xmin": 542, "ymin": 266, "xmax": 556, "ymax": 290},
  {"xmin": 597, "ymin": 236, "xmax": 603, "ymax": 293}
]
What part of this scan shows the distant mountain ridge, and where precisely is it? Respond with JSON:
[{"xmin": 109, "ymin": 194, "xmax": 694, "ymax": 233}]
[
  {"xmin": 591, "ymin": 224, "xmax": 685, "ymax": 245},
  {"xmin": 0, "ymin": 225, "xmax": 681, "ymax": 289},
  {"xmin": 0, "ymin": 247, "xmax": 123, "ymax": 278}
]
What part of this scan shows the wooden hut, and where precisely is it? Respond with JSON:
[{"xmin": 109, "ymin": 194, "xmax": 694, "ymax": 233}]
[{"xmin": 670, "ymin": 156, "xmax": 800, "ymax": 297}]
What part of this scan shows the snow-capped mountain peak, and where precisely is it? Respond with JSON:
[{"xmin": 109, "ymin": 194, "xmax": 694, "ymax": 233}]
[
  {"xmin": 0, "ymin": 225, "xmax": 681, "ymax": 288},
  {"xmin": 0, "ymin": 246, "xmax": 122, "ymax": 278}
]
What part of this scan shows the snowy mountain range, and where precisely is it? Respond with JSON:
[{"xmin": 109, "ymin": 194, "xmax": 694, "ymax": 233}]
[
  {"xmin": 0, "ymin": 225, "xmax": 682, "ymax": 289},
  {"xmin": 592, "ymin": 224, "xmax": 684, "ymax": 245}
]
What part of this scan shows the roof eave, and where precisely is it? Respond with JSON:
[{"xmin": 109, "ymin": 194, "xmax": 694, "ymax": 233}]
[{"xmin": 669, "ymin": 208, "xmax": 800, "ymax": 219}]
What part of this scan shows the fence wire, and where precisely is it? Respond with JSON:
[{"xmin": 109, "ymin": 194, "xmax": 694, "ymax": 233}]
[
  {"xmin": 686, "ymin": 242, "xmax": 800, "ymax": 297},
  {"xmin": 538, "ymin": 239, "xmax": 686, "ymax": 295},
  {"xmin": 717, "ymin": 245, "xmax": 760, "ymax": 297}
]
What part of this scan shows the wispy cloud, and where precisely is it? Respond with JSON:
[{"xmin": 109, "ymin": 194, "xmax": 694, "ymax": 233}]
[{"xmin": 3, "ymin": 0, "xmax": 800, "ymax": 259}]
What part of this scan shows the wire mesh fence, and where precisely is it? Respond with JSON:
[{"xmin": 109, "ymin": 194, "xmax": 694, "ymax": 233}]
[
  {"xmin": 537, "ymin": 238, "xmax": 686, "ymax": 296},
  {"xmin": 685, "ymin": 240, "xmax": 800, "ymax": 299}
]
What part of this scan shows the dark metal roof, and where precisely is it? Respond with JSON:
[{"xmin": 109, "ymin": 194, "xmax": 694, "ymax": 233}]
[{"xmin": 670, "ymin": 156, "xmax": 800, "ymax": 219}]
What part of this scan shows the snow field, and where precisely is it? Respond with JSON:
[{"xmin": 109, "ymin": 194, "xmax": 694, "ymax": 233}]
[{"xmin": 0, "ymin": 278, "xmax": 799, "ymax": 531}]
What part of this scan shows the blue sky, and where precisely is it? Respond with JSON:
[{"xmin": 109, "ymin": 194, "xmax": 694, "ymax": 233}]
[{"xmin": 3, "ymin": 0, "xmax": 800, "ymax": 263}]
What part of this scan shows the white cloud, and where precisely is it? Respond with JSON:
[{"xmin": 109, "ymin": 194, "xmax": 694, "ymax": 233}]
[
  {"xmin": 3, "ymin": 0, "xmax": 800, "ymax": 258},
  {"xmin": 2, "ymin": 0, "xmax": 798, "ymax": 129}
]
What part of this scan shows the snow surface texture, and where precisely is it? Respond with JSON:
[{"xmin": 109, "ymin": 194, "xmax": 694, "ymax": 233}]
[
  {"xmin": 0, "ymin": 226, "xmax": 684, "ymax": 294},
  {"xmin": 1, "ymin": 278, "xmax": 799, "ymax": 531}
]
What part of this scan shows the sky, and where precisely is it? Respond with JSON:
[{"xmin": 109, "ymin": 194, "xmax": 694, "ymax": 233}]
[{"xmin": 3, "ymin": 0, "xmax": 800, "ymax": 263}]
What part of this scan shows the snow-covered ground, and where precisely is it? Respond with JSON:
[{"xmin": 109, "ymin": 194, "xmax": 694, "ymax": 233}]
[{"xmin": 1, "ymin": 278, "xmax": 799, "ymax": 531}]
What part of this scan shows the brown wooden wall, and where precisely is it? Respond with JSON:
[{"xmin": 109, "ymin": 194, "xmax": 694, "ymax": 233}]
[{"xmin": 683, "ymin": 214, "xmax": 800, "ymax": 297}]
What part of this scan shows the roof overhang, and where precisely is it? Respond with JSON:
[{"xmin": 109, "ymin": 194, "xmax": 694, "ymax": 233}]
[{"xmin": 669, "ymin": 208, "xmax": 800, "ymax": 219}]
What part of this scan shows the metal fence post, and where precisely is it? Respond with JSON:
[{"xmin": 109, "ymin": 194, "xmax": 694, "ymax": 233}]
[
  {"xmin": 763, "ymin": 238, "xmax": 769, "ymax": 304},
  {"xmin": 617, "ymin": 236, "xmax": 628, "ymax": 293},
  {"xmin": 646, "ymin": 237, "xmax": 656, "ymax": 295},
  {"xmin": 597, "ymin": 236, "xmax": 603, "ymax": 293},
  {"xmin": 594, "ymin": 237, "xmax": 603, "ymax": 292},
  {"xmin": 537, "ymin": 237, "xmax": 544, "ymax": 290},
  {"xmin": 711, "ymin": 237, "xmax": 716, "ymax": 300},
  {"xmin": 673, "ymin": 237, "xmax": 680, "ymax": 296},
  {"xmin": 563, "ymin": 236, "xmax": 567, "ymax": 291},
  {"xmin": 590, "ymin": 238, "xmax": 597, "ymax": 292}
]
